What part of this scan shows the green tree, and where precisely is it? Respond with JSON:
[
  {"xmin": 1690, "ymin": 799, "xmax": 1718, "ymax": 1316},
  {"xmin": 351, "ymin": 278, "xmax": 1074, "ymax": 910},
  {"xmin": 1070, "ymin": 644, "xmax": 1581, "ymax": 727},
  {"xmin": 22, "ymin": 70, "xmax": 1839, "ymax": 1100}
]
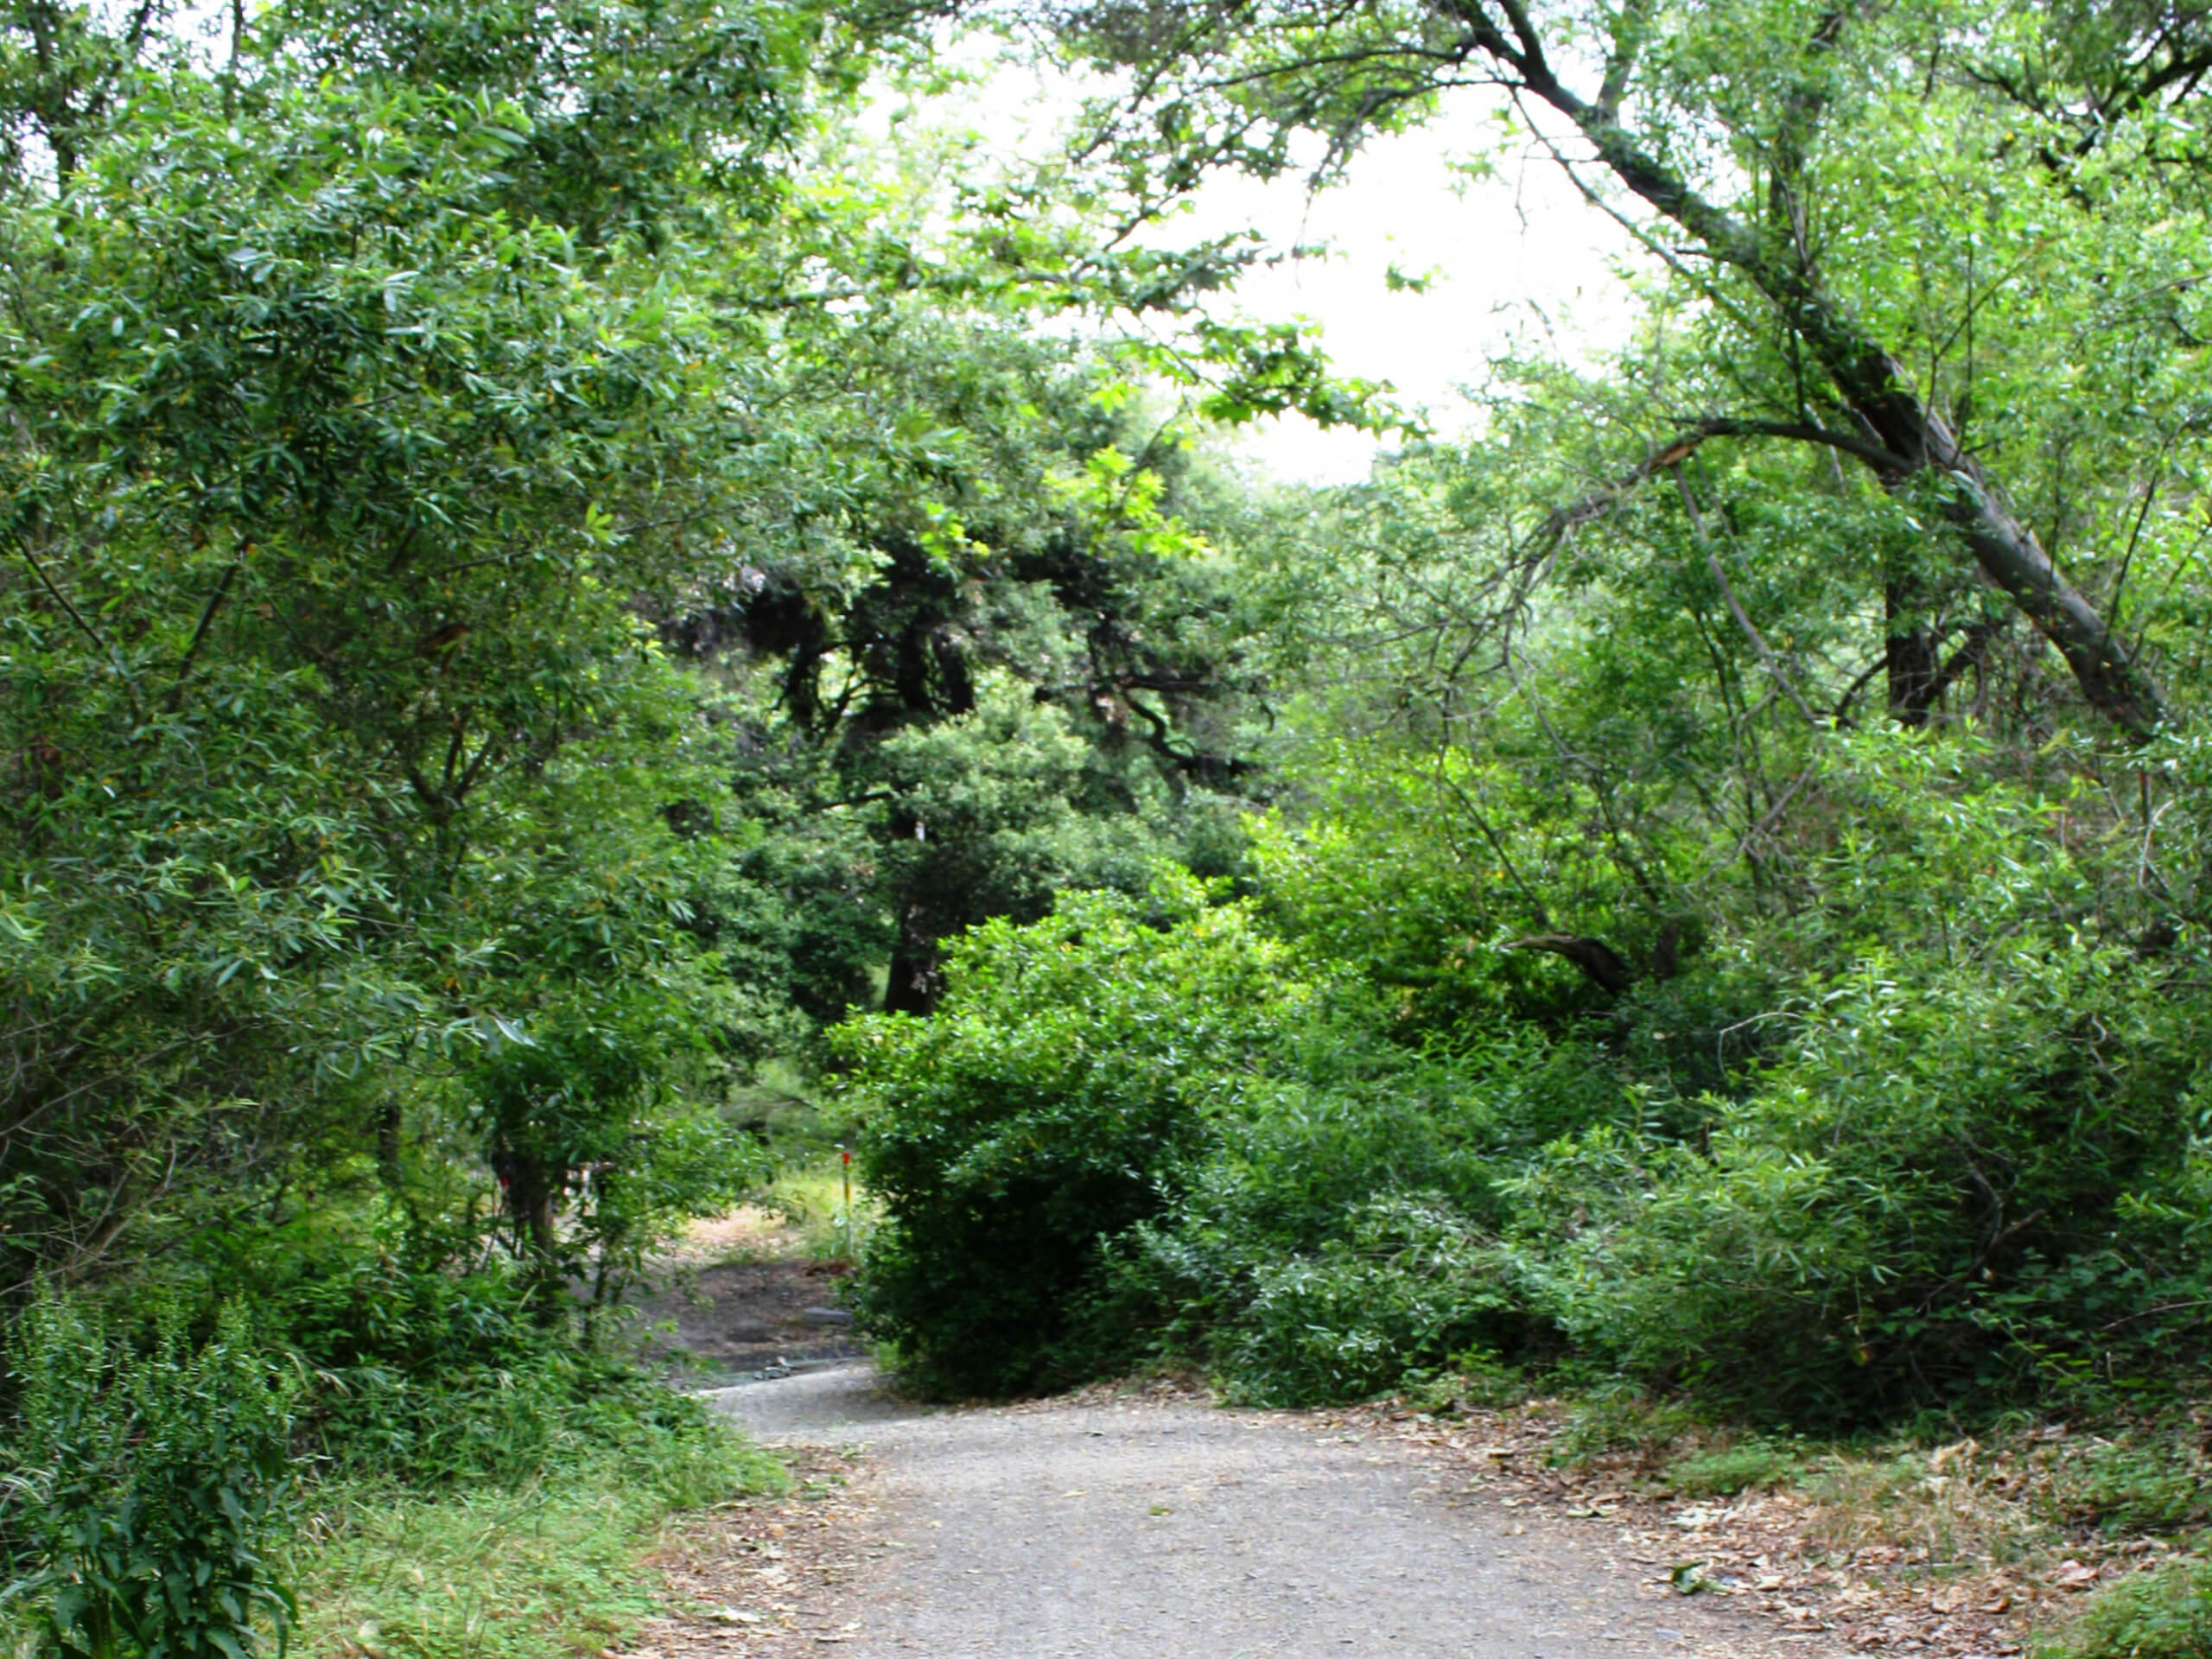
[{"xmin": 1036, "ymin": 0, "xmax": 2212, "ymax": 739}]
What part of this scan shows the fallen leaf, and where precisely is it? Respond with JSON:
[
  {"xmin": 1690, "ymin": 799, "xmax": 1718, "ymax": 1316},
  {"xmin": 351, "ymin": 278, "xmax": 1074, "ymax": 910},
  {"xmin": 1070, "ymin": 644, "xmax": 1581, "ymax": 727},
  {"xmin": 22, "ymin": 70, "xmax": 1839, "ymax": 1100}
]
[{"xmin": 2055, "ymin": 1560, "xmax": 2102, "ymax": 1592}]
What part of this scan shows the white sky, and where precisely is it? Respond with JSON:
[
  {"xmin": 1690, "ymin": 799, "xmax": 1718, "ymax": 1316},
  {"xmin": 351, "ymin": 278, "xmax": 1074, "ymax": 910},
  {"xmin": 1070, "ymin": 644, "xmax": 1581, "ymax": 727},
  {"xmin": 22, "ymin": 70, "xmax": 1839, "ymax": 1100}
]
[
  {"xmin": 1168, "ymin": 118, "xmax": 1646, "ymax": 484},
  {"xmin": 894, "ymin": 53, "xmax": 1649, "ymax": 486}
]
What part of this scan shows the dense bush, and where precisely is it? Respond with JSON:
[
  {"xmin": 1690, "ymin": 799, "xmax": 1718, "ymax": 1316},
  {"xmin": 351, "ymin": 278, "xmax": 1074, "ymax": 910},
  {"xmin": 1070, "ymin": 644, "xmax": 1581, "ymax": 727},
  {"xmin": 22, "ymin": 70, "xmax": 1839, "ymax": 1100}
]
[
  {"xmin": 837, "ymin": 878, "xmax": 1314, "ymax": 1395},
  {"xmin": 255, "ymin": 1250, "xmax": 612, "ymax": 1484},
  {"xmin": 1, "ymin": 1298, "xmax": 299, "ymax": 1659},
  {"xmin": 1103, "ymin": 1020, "xmax": 1573, "ymax": 1402},
  {"xmin": 840, "ymin": 733, "xmax": 2212, "ymax": 1422},
  {"xmin": 841, "ymin": 877, "xmax": 1579, "ymax": 1402},
  {"xmin": 1500, "ymin": 742, "xmax": 2212, "ymax": 1421}
]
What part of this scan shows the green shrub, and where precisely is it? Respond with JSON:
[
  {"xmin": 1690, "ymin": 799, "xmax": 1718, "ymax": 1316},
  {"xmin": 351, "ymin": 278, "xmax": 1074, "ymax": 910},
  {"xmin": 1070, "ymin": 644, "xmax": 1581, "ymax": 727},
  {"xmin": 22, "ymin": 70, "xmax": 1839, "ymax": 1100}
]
[
  {"xmin": 1506, "ymin": 933, "xmax": 2207, "ymax": 1423},
  {"xmin": 837, "ymin": 880, "xmax": 1311, "ymax": 1396},
  {"xmin": 836, "ymin": 735, "xmax": 2212, "ymax": 1424},
  {"xmin": 1492, "ymin": 745, "xmax": 2212, "ymax": 1425},
  {"xmin": 836, "ymin": 880, "xmax": 1605, "ymax": 1401},
  {"xmin": 245, "ymin": 1249, "xmax": 591, "ymax": 1485},
  {"xmin": 1217, "ymin": 1197, "xmax": 1519, "ymax": 1406},
  {"xmin": 1, "ymin": 1295, "xmax": 299, "ymax": 1659},
  {"xmin": 2041, "ymin": 1558, "xmax": 2212, "ymax": 1659},
  {"xmin": 1112, "ymin": 1016, "xmax": 1604, "ymax": 1396}
]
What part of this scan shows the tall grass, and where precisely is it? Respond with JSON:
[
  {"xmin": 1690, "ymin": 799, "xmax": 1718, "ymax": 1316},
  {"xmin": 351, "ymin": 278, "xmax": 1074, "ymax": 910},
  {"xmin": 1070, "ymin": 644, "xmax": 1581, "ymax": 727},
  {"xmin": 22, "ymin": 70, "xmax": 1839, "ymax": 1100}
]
[
  {"xmin": 760, "ymin": 1158, "xmax": 877, "ymax": 1262},
  {"xmin": 290, "ymin": 1419, "xmax": 785, "ymax": 1659}
]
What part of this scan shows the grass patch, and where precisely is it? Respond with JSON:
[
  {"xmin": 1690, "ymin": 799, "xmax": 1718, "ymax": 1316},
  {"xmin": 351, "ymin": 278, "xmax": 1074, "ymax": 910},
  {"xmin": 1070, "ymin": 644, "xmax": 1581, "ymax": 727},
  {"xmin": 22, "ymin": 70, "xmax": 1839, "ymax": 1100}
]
[
  {"xmin": 760, "ymin": 1158, "xmax": 877, "ymax": 1263},
  {"xmin": 1665, "ymin": 1438, "xmax": 1803, "ymax": 1497},
  {"xmin": 291, "ymin": 1406, "xmax": 785, "ymax": 1659}
]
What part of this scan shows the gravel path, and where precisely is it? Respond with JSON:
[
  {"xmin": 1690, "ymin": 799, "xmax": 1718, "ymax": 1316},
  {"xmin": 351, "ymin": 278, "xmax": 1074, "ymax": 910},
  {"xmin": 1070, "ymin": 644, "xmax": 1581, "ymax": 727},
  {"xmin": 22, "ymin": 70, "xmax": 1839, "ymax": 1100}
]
[{"xmin": 700, "ymin": 1364, "xmax": 1840, "ymax": 1659}]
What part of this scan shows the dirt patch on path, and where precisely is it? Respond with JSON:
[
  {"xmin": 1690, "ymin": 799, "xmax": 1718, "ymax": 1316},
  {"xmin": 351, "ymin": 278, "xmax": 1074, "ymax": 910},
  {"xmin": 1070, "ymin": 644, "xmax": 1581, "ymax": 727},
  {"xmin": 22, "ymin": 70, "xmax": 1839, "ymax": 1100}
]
[
  {"xmin": 628, "ymin": 1257, "xmax": 864, "ymax": 1383},
  {"xmin": 677, "ymin": 1365, "xmax": 1845, "ymax": 1659},
  {"xmin": 1328, "ymin": 1397, "xmax": 2156, "ymax": 1659}
]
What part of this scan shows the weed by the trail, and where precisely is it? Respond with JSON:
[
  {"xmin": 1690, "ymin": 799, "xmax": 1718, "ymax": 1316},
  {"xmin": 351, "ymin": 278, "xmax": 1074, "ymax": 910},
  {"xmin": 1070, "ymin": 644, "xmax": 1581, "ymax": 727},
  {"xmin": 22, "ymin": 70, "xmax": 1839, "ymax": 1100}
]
[
  {"xmin": 1395, "ymin": 1351, "xmax": 1531, "ymax": 1415},
  {"xmin": 291, "ymin": 1412, "xmax": 785, "ymax": 1659},
  {"xmin": 1545, "ymin": 1387, "xmax": 1813, "ymax": 1495},
  {"xmin": 1666, "ymin": 1439, "xmax": 1804, "ymax": 1497},
  {"xmin": 1551, "ymin": 1386, "xmax": 1701, "ymax": 1469},
  {"xmin": 2062, "ymin": 1436, "xmax": 2212, "ymax": 1535},
  {"xmin": 2041, "ymin": 1558, "xmax": 2212, "ymax": 1659}
]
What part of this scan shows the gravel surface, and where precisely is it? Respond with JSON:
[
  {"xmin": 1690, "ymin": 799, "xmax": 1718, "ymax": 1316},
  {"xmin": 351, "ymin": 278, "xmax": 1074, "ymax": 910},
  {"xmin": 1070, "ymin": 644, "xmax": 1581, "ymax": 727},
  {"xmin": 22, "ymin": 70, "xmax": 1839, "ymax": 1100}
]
[{"xmin": 694, "ymin": 1364, "xmax": 1844, "ymax": 1659}]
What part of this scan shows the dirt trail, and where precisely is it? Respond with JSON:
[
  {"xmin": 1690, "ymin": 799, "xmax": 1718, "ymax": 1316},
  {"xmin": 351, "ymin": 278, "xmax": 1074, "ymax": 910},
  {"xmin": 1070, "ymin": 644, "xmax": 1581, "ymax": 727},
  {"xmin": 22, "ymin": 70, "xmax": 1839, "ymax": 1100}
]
[
  {"xmin": 628, "ymin": 1255, "xmax": 865, "ymax": 1382},
  {"xmin": 682, "ymin": 1363, "xmax": 1845, "ymax": 1659}
]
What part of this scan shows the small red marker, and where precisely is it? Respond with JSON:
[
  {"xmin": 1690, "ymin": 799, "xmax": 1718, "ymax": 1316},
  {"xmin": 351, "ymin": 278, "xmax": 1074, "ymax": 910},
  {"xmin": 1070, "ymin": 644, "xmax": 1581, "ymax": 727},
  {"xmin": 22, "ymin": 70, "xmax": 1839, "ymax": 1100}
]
[{"xmin": 838, "ymin": 1145, "xmax": 855, "ymax": 1260}]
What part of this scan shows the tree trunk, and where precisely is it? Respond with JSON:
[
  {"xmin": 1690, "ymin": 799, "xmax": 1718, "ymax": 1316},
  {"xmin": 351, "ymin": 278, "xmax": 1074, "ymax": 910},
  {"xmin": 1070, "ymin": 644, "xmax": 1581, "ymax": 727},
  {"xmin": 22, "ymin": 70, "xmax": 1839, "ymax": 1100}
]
[
  {"xmin": 495, "ymin": 1147, "xmax": 566, "ymax": 1319},
  {"xmin": 375, "ymin": 1098, "xmax": 405, "ymax": 1194},
  {"xmin": 883, "ymin": 939, "xmax": 943, "ymax": 1015},
  {"xmin": 1885, "ymin": 581, "xmax": 1942, "ymax": 728}
]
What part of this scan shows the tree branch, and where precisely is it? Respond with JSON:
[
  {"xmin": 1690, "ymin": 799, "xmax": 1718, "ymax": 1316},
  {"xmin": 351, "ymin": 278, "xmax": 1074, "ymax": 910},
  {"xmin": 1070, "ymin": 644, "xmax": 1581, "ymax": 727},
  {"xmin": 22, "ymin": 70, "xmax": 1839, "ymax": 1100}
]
[
  {"xmin": 166, "ymin": 542, "xmax": 251, "ymax": 712},
  {"xmin": 1467, "ymin": 16, "xmax": 2167, "ymax": 736},
  {"xmin": 9, "ymin": 531, "xmax": 110, "ymax": 656},
  {"xmin": 1675, "ymin": 469, "xmax": 1821, "ymax": 728}
]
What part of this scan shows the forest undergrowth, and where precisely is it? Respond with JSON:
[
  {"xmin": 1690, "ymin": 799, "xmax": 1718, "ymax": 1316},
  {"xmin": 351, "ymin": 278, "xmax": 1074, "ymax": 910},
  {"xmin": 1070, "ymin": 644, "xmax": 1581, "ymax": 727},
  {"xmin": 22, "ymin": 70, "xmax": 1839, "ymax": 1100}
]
[
  {"xmin": 0, "ymin": 1270, "xmax": 789, "ymax": 1659},
  {"xmin": 1329, "ymin": 1381, "xmax": 2212, "ymax": 1659}
]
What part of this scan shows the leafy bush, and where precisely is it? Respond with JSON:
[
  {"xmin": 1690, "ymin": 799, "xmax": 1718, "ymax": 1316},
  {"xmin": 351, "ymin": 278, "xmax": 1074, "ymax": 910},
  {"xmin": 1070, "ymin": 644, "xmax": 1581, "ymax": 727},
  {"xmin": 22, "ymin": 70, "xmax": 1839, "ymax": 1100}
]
[
  {"xmin": 1505, "ymin": 940, "xmax": 2206, "ymax": 1423},
  {"xmin": 838, "ymin": 880, "xmax": 1311, "ymax": 1396},
  {"xmin": 1115, "ymin": 1015, "xmax": 1625, "ymax": 1400},
  {"xmin": 0, "ymin": 1274, "xmax": 790, "ymax": 1659},
  {"xmin": 1, "ymin": 1295, "xmax": 299, "ymax": 1659},
  {"xmin": 2042, "ymin": 1559, "xmax": 2212, "ymax": 1659},
  {"xmin": 1216, "ymin": 1197, "xmax": 1519, "ymax": 1406},
  {"xmin": 839, "ymin": 880, "xmax": 1586, "ymax": 1401},
  {"xmin": 836, "ymin": 735, "xmax": 2212, "ymax": 1423},
  {"xmin": 242, "ymin": 1242, "xmax": 730, "ymax": 1489}
]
